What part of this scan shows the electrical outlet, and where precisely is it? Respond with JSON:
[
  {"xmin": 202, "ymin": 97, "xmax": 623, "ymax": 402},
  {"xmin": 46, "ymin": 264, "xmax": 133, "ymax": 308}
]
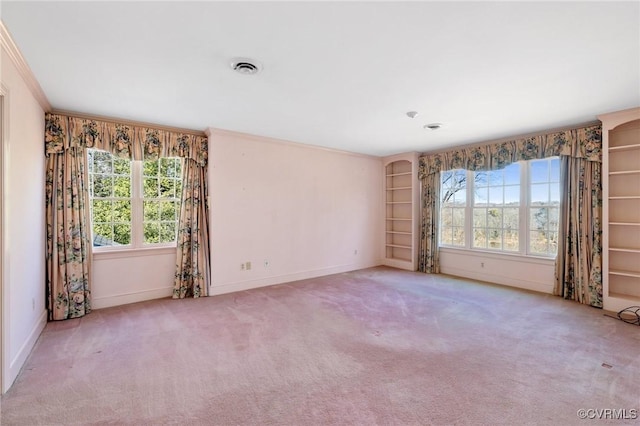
[
  {"xmin": 481, "ymin": 262, "xmax": 485, "ymax": 268},
  {"xmin": 264, "ymin": 260, "xmax": 269, "ymax": 268},
  {"xmin": 32, "ymin": 298, "xmax": 35, "ymax": 311},
  {"xmin": 246, "ymin": 261, "xmax": 252, "ymax": 270},
  {"xmin": 241, "ymin": 263, "xmax": 245, "ymax": 270},
  {"xmin": 354, "ymin": 249, "xmax": 358, "ymax": 255}
]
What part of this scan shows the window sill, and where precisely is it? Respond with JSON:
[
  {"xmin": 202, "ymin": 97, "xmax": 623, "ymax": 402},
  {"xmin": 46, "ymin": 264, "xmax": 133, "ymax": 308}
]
[
  {"xmin": 439, "ymin": 246, "xmax": 556, "ymax": 266},
  {"xmin": 92, "ymin": 245, "xmax": 177, "ymax": 260}
]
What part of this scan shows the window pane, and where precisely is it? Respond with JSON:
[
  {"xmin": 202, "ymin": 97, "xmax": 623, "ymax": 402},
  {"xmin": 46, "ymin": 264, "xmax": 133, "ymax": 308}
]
[
  {"xmin": 113, "ymin": 223, "xmax": 131, "ymax": 245},
  {"xmin": 504, "ymin": 166, "xmax": 520, "ymax": 185},
  {"xmin": 159, "ymin": 177, "xmax": 175, "ymax": 198},
  {"xmin": 160, "ymin": 201, "xmax": 176, "ymax": 221},
  {"xmin": 441, "ymin": 208, "xmax": 453, "ymax": 227},
  {"xmin": 92, "ymin": 200, "xmax": 112, "ymax": 223},
  {"xmin": 504, "ymin": 186, "xmax": 520, "ymax": 205},
  {"xmin": 113, "ymin": 200, "xmax": 131, "ymax": 222},
  {"xmin": 487, "ymin": 208, "xmax": 502, "ymax": 228},
  {"xmin": 143, "ymin": 160, "xmax": 159, "ymax": 177},
  {"xmin": 144, "ymin": 178, "xmax": 158, "ymax": 198},
  {"xmin": 160, "ymin": 222, "xmax": 176, "ymax": 243},
  {"xmin": 144, "ymin": 201, "xmax": 159, "ymax": 221},
  {"xmin": 113, "ymin": 177, "xmax": 131, "ymax": 197},
  {"xmin": 452, "ymin": 208, "xmax": 465, "ymax": 227},
  {"xmin": 530, "ymin": 183, "xmax": 548, "ymax": 204},
  {"xmin": 488, "ymin": 229, "xmax": 502, "ymax": 249},
  {"xmin": 93, "ymin": 175, "xmax": 113, "ymax": 197},
  {"xmin": 473, "ymin": 228, "xmax": 487, "ymax": 248},
  {"xmin": 144, "ymin": 223, "xmax": 160, "ymax": 244},
  {"xmin": 488, "ymin": 170, "xmax": 503, "ymax": 185},
  {"xmin": 474, "ymin": 186, "xmax": 488, "ymax": 206},
  {"xmin": 440, "ymin": 226, "xmax": 453, "ymax": 245},
  {"xmin": 489, "ymin": 187, "xmax": 503, "ymax": 204},
  {"xmin": 93, "ymin": 223, "xmax": 113, "ymax": 246},
  {"xmin": 503, "ymin": 208, "xmax": 519, "ymax": 229},
  {"xmin": 530, "ymin": 207, "xmax": 548, "ymax": 231},
  {"xmin": 93, "ymin": 151, "xmax": 112, "ymax": 173},
  {"xmin": 113, "ymin": 157, "xmax": 130, "ymax": 175},
  {"xmin": 504, "ymin": 230, "xmax": 519, "ymax": 251},
  {"xmin": 473, "ymin": 209, "xmax": 486, "ymax": 228},
  {"xmin": 530, "ymin": 230, "xmax": 548, "ymax": 254},
  {"xmin": 549, "ymin": 183, "xmax": 560, "ymax": 203},
  {"xmin": 442, "ymin": 171, "xmax": 466, "ymax": 204},
  {"xmin": 530, "ymin": 159, "xmax": 549, "ymax": 183},
  {"xmin": 452, "ymin": 227, "xmax": 465, "ymax": 246}
]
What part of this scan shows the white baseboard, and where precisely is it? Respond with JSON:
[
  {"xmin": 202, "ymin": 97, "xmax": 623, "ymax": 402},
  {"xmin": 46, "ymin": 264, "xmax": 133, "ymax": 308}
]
[
  {"xmin": 92, "ymin": 286, "xmax": 173, "ymax": 310},
  {"xmin": 441, "ymin": 266, "xmax": 554, "ymax": 294},
  {"xmin": 5, "ymin": 309, "xmax": 46, "ymax": 393},
  {"xmin": 209, "ymin": 261, "xmax": 380, "ymax": 296}
]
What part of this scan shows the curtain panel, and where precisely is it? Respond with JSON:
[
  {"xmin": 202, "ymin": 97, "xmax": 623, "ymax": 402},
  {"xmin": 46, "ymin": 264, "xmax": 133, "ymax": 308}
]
[
  {"xmin": 45, "ymin": 113, "xmax": 210, "ymax": 319},
  {"xmin": 45, "ymin": 116, "xmax": 93, "ymax": 320},
  {"xmin": 417, "ymin": 124, "xmax": 602, "ymax": 306}
]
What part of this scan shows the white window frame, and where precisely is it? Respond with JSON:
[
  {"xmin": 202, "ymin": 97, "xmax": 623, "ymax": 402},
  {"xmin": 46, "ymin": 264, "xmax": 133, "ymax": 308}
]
[
  {"xmin": 438, "ymin": 157, "xmax": 560, "ymax": 258},
  {"xmin": 88, "ymin": 149, "xmax": 181, "ymax": 253}
]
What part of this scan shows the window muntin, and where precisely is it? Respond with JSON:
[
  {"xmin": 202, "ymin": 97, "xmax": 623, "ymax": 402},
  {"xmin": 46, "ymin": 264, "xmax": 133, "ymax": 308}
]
[
  {"xmin": 87, "ymin": 148, "xmax": 182, "ymax": 249},
  {"xmin": 438, "ymin": 157, "xmax": 560, "ymax": 257}
]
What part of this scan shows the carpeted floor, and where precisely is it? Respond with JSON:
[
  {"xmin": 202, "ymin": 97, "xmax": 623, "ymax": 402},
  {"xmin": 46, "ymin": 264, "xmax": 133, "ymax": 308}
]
[{"xmin": 1, "ymin": 267, "xmax": 639, "ymax": 425}]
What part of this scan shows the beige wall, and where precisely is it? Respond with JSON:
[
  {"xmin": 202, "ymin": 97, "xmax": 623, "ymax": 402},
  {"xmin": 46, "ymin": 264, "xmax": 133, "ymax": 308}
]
[
  {"xmin": 1, "ymin": 45, "xmax": 46, "ymax": 392},
  {"xmin": 209, "ymin": 129, "xmax": 383, "ymax": 295}
]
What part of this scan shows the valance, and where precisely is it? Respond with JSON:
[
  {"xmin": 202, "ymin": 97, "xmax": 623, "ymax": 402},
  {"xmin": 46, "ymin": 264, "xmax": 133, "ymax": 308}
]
[
  {"xmin": 44, "ymin": 113, "xmax": 208, "ymax": 166},
  {"xmin": 418, "ymin": 124, "xmax": 601, "ymax": 179}
]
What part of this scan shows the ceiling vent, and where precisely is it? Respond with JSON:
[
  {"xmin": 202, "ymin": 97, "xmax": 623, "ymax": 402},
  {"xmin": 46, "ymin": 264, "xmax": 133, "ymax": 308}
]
[{"xmin": 230, "ymin": 57, "xmax": 262, "ymax": 75}]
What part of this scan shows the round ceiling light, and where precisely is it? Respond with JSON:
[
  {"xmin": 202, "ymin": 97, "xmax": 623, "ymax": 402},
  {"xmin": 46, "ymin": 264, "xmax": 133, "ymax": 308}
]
[
  {"xmin": 230, "ymin": 57, "xmax": 262, "ymax": 75},
  {"xmin": 406, "ymin": 111, "xmax": 418, "ymax": 119}
]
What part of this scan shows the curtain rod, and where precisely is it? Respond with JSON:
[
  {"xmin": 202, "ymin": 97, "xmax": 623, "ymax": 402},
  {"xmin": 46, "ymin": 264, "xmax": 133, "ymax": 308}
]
[
  {"xmin": 50, "ymin": 109, "xmax": 207, "ymax": 138},
  {"xmin": 421, "ymin": 119, "xmax": 601, "ymax": 156}
]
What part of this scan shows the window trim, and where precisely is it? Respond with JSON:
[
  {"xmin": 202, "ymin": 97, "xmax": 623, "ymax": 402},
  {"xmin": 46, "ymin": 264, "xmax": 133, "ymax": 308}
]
[{"xmin": 88, "ymin": 149, "xmax": 181, "ymax": 252}]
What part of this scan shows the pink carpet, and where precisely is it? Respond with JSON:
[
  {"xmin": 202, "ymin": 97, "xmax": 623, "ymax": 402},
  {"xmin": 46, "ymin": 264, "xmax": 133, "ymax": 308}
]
[{"xmin": 1, "ymin": 267, "xmax": 639, "ymax": 425}]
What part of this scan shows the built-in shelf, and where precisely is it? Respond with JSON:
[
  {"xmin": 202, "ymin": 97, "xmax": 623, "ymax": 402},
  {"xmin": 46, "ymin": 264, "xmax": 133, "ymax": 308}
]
[
  {"xmin": 600, "ymin": 107, "xmax": 640, "ymax": 312},
  {"xmin": 610, "ymin": 247, "xmax": 640, "ymax": 253},
  {"xmin": 609, "ymin": 170, "xmax": 640, "ymax": 175},
  {"xmin": 610, "ymin": 269, "xmax": 640, "ymax": 278},
  {"xmin": 609, "ymin": 143, "xmax": 640, "ymax": 152},
  {"xmin": 383, "ymin": 154, "xmax": 418, "ymax": 271},
  {"xmin": 385, "ymin": 244, "xmax": 411, "ymax": 249}
]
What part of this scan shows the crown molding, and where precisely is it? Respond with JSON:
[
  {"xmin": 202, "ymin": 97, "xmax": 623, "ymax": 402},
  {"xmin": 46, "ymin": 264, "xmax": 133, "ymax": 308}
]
[{"xmin": 0, "ymin": 20, "xmax": 51, "ymax": 112}]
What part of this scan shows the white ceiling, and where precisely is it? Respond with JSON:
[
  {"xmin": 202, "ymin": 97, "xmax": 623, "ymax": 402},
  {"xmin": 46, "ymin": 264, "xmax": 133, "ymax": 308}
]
[{"xmin": 1, "ymin": 1, "xmax": 639, "ymax": 156}]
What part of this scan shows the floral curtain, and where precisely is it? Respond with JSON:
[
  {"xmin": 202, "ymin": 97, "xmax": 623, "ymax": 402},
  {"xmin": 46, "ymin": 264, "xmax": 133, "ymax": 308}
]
[
  {"xmin": 174, "ymin": 158, "xmax": 210, "ymax": 298},
  {"xmin": 45, "ymin": 115, "xmax": 93, "ymax": 320},
  {"xmin": 555, "ymin": 156, "xmax": 602, "ymax": 307},
  {"xmin": 45, "ymin": 113, "xmax": 210, "ymax": 319},
  {"xmin": 418, "ymin": 171, "xmax": 440, "ymax": 273},
  {"xmin": 417, "ymin": 125, "xmax": 603, "ymax": 306}
]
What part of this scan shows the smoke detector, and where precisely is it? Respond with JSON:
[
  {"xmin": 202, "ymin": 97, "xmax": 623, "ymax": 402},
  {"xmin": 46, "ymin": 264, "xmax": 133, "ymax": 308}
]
[{"xmin": 230, "ymin": 57, "xmax": 262, "ymax": 75}]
